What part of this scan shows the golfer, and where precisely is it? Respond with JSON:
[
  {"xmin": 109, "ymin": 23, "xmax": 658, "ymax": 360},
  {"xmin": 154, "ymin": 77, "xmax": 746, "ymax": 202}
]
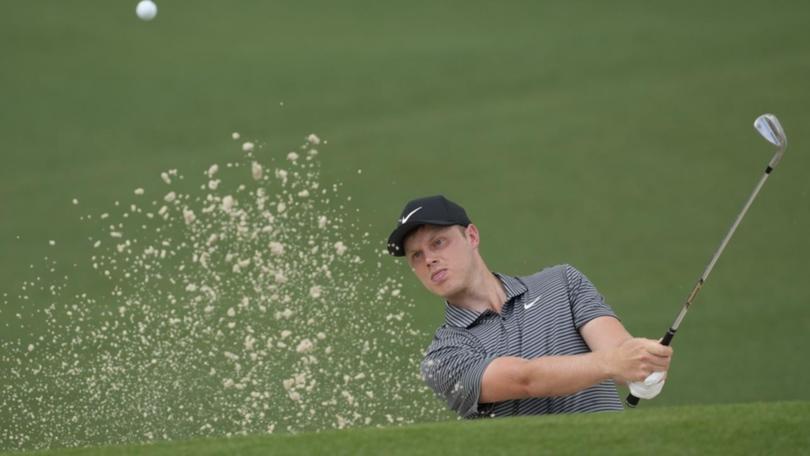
[{"xmin": 387, "ymin": 195, "xmax": 672, "ymax": 418}]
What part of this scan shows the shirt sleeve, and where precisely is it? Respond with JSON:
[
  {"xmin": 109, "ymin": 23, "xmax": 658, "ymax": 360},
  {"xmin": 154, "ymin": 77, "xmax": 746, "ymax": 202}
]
[
  {"xmin": 420, "ymin": 328, "xmax": 497, "ymax": 419},
  {"xmin": 564, "ymin": 264, "xmax": 617, "ymax": 329}
]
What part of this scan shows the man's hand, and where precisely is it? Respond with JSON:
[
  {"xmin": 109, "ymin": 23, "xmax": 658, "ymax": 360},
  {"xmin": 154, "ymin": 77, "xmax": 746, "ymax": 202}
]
[
  {"xmin": 598, "ymin": 338, "xmax": 672, "ymax": 385},
  {"xmin": 628, "ymin": 371, "xmax": 667, "ymax": 399}
]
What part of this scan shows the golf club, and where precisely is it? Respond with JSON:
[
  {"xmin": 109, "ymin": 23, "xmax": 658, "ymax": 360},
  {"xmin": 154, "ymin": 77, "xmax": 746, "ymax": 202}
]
[{"xmin": 626, "ymin": 113, "xmax": 788, "ymax": 408}]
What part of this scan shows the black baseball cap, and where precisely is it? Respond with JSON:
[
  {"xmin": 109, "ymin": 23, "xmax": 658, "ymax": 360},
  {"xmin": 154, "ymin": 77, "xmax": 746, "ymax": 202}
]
[{"xmin": 386, "ymin": 195, "xmax": 471, "ymax": 256}]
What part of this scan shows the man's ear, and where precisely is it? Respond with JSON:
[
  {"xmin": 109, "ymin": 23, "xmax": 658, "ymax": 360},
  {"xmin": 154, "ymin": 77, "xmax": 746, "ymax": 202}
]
[{"xmin": 465, "ymin": 224, "xmax": 480, "ymax": 248}]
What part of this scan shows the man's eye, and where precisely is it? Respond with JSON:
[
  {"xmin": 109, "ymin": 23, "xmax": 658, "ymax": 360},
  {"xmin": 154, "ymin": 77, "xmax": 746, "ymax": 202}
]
[
  {"xmin": 412, "ymin": 251, "xmax": 422, "ymax": 260},
  {"xmin": 433, "ymin": 238, "xmax": 445, "ymax": 247}
]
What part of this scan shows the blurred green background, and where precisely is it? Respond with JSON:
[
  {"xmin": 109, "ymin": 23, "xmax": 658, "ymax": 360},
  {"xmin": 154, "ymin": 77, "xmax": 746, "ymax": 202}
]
[{"xmin": 2, "ymin": 0, "xmax": 809, "ymax": 443}]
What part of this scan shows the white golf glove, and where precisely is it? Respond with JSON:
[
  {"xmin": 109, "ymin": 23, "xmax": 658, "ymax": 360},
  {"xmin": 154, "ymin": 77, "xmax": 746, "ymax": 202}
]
[{"xmin": 628, "ymin": 371, "xmax": 666, "ymax": 400}]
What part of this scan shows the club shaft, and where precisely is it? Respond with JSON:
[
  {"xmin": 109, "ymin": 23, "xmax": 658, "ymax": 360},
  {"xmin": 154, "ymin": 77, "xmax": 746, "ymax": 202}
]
[
  {"xmin": 670, "ymin": 166, "xmax": 772, "ymax": 331},
  {"xmin": 626, "ymin": 159, "xmax": 778, "ymax": 408}
]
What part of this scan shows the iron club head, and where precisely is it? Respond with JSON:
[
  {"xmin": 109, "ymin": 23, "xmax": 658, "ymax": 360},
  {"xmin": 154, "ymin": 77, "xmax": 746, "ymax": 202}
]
[{"xmin": 754, "ymin": 113, "xmax": 787, "ymax": 169}]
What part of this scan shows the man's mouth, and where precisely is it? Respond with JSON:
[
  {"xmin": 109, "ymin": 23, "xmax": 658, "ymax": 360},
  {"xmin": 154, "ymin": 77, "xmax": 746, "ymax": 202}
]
[{"xmin": 430, "ymin": 269, "xmax": 448, "ymax": 283}]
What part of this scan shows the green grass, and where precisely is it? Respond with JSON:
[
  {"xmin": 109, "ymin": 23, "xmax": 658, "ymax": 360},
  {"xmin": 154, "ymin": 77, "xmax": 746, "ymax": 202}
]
[
  {"xmin": 2, "ymin": 0, "xmax": 810, "ymax": 452},
  {"xmin": 15, "ymin": 401, "xmax": 810, "ymax": 456}
]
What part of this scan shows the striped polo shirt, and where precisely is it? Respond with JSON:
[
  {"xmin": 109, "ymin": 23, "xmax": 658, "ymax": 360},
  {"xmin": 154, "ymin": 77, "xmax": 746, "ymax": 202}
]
[{"xmin": 420, "ymin": 264, "xmax": 623, "ymax": 418}]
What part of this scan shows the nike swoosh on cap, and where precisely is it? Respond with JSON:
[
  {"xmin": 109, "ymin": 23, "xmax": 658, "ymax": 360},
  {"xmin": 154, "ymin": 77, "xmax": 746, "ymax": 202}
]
[{"xmin": 399, "ymin": 206, "xmax": 422, "ymax": 225}]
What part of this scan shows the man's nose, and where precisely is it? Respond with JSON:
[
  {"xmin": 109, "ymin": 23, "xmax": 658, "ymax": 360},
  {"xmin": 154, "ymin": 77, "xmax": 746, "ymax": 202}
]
[{"xmin": 424, "ymin": 254, "xmax": 438, "ymax": 268}]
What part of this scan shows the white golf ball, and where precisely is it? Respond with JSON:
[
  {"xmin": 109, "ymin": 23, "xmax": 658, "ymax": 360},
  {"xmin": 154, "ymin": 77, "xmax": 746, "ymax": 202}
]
[{"xmin": 135, "ymin": 0, "xmax": 158, "ymax": 21}]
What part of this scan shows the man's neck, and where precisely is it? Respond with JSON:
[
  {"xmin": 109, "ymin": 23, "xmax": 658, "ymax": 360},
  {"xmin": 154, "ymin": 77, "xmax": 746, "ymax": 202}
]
[{"xmin": 446, "ymin": 262, "xmax": 507, "ymax": 315}]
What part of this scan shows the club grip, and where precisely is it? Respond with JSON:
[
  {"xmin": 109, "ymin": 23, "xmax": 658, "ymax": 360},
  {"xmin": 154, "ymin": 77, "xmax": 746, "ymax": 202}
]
[
  {"xmin": 659, "ymin": 328, "xmax": 676, "ymax": 347},
  {"xmin": 625, "ymin": 328, "xmax": 676, "ymax": 408}
]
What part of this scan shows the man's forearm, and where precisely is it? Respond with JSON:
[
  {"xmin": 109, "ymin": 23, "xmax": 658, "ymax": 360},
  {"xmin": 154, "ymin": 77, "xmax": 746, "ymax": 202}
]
[
  {"xmin": 522, "ymin": 352, "xmax": 610, "ymax": 398},
  {"xmin": 480, "ymin": 352, "xmax": 610, "ymax": 403},
  {"xmin": 480, "ymin": 336, "xmax": 671, "ymax": 403},
  {"xmin": 580, "ymin": 316, "xmax": 633, "ymax": 352}
]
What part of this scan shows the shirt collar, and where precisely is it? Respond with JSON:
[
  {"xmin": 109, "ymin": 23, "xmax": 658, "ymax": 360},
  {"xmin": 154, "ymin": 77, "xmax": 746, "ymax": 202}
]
[{"xmin": 443, "ymin": 272, "xmax": 528, "ymax": 328}]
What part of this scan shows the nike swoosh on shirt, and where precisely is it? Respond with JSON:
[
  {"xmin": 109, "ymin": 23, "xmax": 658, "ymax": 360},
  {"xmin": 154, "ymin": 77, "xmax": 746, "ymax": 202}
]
[
  {"xmin": 523, "ymin": 295, "xmax": 542, "ymax": 310},
  {"xmin": 399, "ymin": 206, "xmax": 423, "ymax": 224}
]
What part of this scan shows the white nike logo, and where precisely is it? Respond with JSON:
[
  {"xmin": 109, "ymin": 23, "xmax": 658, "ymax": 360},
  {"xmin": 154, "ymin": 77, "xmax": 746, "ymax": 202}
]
[
  {"xmin": 399, "ymin": 206, "xmax": 423, "ymax": 224},
  {"xmin": 524, "ymin": 295, "xmax": 542, "ymax": 310}
]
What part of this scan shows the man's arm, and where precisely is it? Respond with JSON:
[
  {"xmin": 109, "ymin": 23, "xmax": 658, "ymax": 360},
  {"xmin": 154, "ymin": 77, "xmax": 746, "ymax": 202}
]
[
  {"xmin": 581, "ymin": 316, "xmax": 671, "ymax": 387},
  {"xmin": 479, "ymin": 352, "xmax": 608, "ymax": 402},
  {"xmin": 479, "ymin": 335, "xmax": 671, "ymax": 403},
  {"xmin": 580, "ymin": 315, "xmax": 632, "ymax": 352}
]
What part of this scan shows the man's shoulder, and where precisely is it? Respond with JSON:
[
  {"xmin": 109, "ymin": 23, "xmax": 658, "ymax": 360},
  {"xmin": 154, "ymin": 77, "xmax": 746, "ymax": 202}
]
[
  {"xmin": 430, "ymin": 323, "xmax": 471, "ymax": 341},
  {"xmin": 424, "ymin": 324, "xmax": 484, "ymax": 353},
  {"xmin": 518, "ymin": 263, "xmax": 571, "ymax": 287}
]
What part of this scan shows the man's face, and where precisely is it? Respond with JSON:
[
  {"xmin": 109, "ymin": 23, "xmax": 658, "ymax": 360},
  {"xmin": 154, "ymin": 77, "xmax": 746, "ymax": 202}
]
[{"xmin": 403, "ymin": 224, "xmax": 479, "ymax": 299}]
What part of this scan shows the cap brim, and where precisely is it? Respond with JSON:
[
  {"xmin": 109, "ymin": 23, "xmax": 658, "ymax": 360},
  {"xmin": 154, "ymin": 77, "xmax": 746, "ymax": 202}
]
[{"xmin": 386, "ymin": 220, "xmax": 459, "ymax": 256}]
